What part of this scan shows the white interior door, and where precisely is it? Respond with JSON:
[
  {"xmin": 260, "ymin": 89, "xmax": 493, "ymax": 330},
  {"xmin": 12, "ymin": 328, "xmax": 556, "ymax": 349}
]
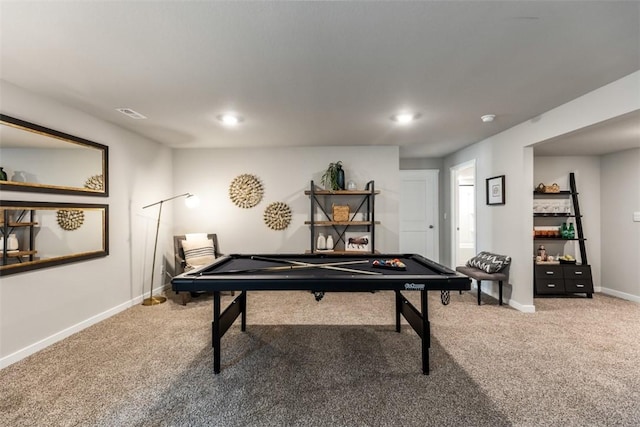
[{"xmin": 400, "ymin": 170, "xmax": 439, "ymax": 261}]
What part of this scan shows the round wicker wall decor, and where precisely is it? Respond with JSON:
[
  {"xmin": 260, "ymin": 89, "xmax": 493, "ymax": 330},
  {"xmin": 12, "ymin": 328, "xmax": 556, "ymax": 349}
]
[
  {"xmin": 84, "ymin": 174, "xmax": 104, "ymax": 191},
  {"xmin": 263, "ymin": 202, "xmax": 292, "ymax": 230},
  {"xmin": 57, "ymin": 209, "xmax": 85, "ymax": 231},
  {"xmin": 229, "ymin": 174, "xmax": 264, "ymax": 208}
]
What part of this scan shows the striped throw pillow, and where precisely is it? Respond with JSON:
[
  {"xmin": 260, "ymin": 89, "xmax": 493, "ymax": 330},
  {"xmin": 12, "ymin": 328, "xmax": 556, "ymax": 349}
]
[{"xmin": 181, "ymin": 238, "xmax": 215, "ymax": 268}]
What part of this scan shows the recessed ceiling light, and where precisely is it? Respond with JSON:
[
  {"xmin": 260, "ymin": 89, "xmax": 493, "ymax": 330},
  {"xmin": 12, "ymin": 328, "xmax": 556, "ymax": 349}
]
[
  {"xmin": 218, "ymin": 113, "xmax": 244, "ymax": 126},
  {"xmin": 481, "ymin": 114, "xmax": 496, "ymax": 123},
  {"xmin": 116, "ymin": 108, "xmax": 147, "ymax": 119},
  {"xmin": 391, "ymin": 112, "xmax": 421, "ymax": 124}
]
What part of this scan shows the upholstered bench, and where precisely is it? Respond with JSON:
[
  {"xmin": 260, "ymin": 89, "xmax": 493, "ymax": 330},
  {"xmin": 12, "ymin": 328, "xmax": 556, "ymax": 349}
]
[{"xmin": 456, "ymin": 252, "xmax": 511, "ymax": 306}]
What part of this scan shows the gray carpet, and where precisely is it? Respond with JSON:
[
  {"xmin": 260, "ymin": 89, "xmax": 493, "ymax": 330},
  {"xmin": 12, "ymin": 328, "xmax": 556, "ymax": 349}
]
[{"xmin": 1, "ymin": 290, "xmax": 639, "ymax": 426}]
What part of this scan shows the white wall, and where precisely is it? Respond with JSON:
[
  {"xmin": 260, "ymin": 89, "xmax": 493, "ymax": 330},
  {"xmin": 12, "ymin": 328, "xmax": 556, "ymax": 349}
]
[
  {"xmin": 0, "ymin": 81, "xmax": 173, "ymax": 367},
  {"xmin": 600, "ymin": 148, "xmax": 640, "ymax": 301},
  {"xmin": 533, "ymin": 157, "xmax": 602, "ymax": 288},
  {"xmin": 443, "ymin": 71, "xmax": 640, "ymax": 312},
  {"xmin": 172, "ymin": 146, "xmax": 400, "ymax": 256}
]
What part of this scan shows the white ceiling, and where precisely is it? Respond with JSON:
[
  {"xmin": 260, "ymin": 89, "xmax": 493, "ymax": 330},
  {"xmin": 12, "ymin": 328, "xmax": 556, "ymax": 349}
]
[
  {"xmin": 1, "ymin": 1, "xmax": 638, "ymax": 158},
  {"xmin": 534, "ymin": 110, "xmax": 640, "ymax": 156}
]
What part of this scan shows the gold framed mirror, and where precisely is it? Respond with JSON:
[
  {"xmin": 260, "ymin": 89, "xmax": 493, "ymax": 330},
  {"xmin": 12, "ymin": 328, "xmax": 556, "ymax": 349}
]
[
  {"xmin": 0, "ymin": 114, "xmax": 109, "ymax": 196},
  {"xmin": 0, "ymin": 201, "xmax": 109, "ymax": 276}
]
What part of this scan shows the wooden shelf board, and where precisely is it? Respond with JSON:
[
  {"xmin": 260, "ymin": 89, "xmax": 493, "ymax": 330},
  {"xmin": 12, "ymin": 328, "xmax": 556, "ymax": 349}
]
[
  {"xmin": 304, "ymin": 221, "xmax": 379, "ymax": 226},
  {"xmin": 305, "ymin": 250, "xmax": 379, "ymax": 255},
  {"xmin": 2, "ymin": 250, "xmax": 37, "ymax": 258},
  {"xmin": 533, "ymin": 237, "xmax": 585, "ymax": 241},
  {"xmin": 304, "ymin": 190, "xmax": 379, "ymax": 195}
]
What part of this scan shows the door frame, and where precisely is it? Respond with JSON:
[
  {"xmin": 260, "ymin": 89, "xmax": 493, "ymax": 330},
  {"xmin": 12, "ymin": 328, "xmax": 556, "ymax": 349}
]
[{"xmin": 450, "ymin": 160, "xmax": 476, "ymax": 267}]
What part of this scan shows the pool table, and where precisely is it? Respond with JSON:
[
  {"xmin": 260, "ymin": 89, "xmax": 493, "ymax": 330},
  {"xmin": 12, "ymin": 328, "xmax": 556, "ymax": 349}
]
[{"xmin": 171, "ymin": 253, "xmax": 471, "ymax": 375}]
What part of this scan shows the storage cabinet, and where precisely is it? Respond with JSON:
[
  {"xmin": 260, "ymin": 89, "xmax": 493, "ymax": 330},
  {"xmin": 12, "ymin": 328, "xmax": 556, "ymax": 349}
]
[
  {"xmin": 1, "ymin": 209, "xmax": 38, "ymax": 266},
  {"xmin": 304, "ymin": 180, "xmax": 379, "ymax": 254},
  {"xmin": 533, "ymin": 173, "xmax": 593, "ymax": 298}
]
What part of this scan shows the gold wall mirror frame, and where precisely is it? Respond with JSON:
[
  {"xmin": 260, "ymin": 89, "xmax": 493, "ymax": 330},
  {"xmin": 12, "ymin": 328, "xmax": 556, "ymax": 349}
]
[
  {"xmin": 0, "ymin": 114, "xmax": 109, "ymax": 196},
  {"xmin": 1, "ymin": 201, "xmax": 109, "ymax": 276}
]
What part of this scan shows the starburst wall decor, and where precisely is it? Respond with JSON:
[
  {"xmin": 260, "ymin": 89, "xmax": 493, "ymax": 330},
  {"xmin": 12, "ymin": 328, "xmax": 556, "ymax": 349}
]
[{"xmin": 229, "ymin": 174, "xmax": 264, "ymax": 208}]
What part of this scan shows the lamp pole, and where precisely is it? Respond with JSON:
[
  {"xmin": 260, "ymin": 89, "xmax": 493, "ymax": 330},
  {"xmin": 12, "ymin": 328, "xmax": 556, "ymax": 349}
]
[{"xmin": 142, "ymin": 193, "xmax": 192, "ymax": 306}]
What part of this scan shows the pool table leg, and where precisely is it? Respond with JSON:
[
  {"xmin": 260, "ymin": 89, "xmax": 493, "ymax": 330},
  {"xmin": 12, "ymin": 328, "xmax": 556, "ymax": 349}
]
[
  {"xmin": 212, "ymin": 291, "xmax": 221, "ymax": 374},
  {"xmin": 395, "ymin": 290, "xmax": 402, "ymax": 332},
  {"xmin": 240, "ymin": 291, "xmax": 247, "ymax": 332},
  {"xmin": 395, "ymin": 290, "xmax": 431, "ymax": 375},
  {"xmin": 211, "ymin": 291, "xmax": 247, "ymax": 374},
  {"xmin": 421, "ymin": 290, "xmax": 430, "ymax": 375}
]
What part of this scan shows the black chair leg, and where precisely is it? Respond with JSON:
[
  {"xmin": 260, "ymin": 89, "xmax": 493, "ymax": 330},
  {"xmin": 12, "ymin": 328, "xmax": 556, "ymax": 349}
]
[
  {"xmin": 477, "ymin": 280, "xmax": 482, "ymax": 305},
  {"xmin": 499, "ymin": 281, "xmax": 503, "ymax": 305}
]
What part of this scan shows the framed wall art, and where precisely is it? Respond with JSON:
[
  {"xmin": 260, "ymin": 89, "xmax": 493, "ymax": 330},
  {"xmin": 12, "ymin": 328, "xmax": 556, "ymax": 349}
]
[
  {"xmin": 344, "ymin": 232, "xmax": 371, "ymax": 252},
  {"xmin": 486, "ymin": 175, "xmax": 505, "ymax": 205}
]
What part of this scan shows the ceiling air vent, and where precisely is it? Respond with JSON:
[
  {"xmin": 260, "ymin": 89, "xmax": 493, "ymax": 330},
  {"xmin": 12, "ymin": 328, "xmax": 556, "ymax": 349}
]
[{"xmin": 116, "ymin": 108, "xmax": 147, "ymax": 119}]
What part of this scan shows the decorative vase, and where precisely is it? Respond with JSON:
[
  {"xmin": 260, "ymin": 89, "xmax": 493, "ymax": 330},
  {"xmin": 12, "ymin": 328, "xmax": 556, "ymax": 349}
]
[
  {"xmin": 11, "ymin": 171, "xmax": 26, "ymax": 182},
  {"xmin": 316, "ymin": 233, "xmax": 326, "ymax": 250},
  {"xmin": 336, "ymin": 164, "xmax": 345, "ymax": 190},
  {"xmin": 7, "ymin": 233, "xmax": 19, "ymax": 251},
  {"xmin": 0, "ymin": 237, "xmax": 3, "ymax": 251},
  {"xmin": 0, "ymin": 167, "xmax": 7, "ymax": 181},
  {"xmin": 326, "ymin": 234, "xmax": 334, "ymax": 250}
]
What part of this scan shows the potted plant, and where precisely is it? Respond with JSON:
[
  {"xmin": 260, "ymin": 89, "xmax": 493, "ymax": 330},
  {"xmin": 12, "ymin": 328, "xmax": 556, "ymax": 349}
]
[{"xmin": 321, "ymin": 161, "xmax": 344, "ymax": 190}]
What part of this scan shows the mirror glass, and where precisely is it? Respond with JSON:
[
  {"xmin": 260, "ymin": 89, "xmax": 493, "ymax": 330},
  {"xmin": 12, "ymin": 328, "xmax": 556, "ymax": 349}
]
[
  {"xmin": 0, "ymin": 115, "xmax": 108, "ymax": 196},
  {"xmin": 1, "ymin": 201, "xmax": 109, "ymax": 276}
]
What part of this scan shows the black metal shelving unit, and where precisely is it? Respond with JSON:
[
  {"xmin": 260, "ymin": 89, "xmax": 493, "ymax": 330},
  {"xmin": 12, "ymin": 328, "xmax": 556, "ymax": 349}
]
[{"xmin": 305, "ymin": 180, "xmax": 379, "ymax": 254}]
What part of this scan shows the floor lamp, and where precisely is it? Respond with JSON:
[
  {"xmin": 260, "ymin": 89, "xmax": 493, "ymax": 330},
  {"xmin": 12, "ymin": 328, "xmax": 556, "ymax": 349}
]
[{"xmin": 142, "ymin": 192, "xmax": 198, "ymax": 306}]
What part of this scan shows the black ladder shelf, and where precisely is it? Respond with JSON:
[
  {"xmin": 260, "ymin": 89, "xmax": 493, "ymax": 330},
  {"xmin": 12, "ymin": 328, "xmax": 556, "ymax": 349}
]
[{"xmin": 533, "ymin": 172, "xmax": 593, "ymax": 298}]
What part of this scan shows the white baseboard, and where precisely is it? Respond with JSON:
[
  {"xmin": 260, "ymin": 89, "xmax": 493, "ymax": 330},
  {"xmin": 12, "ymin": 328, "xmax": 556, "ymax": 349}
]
[
  {"xmin": 0, "ymin": 285, "xmax": 170, "ymax": 370},
  {"xmin": 509, "ymin": 299, "xmax": 536, "ymax": 313},
  {"xmin": 472, "ymin": 283, "xmax": 536, "ymax": 313},
  {"xmin": 599, "ymin": 287, "xmax": 640, "ymax": 303}
]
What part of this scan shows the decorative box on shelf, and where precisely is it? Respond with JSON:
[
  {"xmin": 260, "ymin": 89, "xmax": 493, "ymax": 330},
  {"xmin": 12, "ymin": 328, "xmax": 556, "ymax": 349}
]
[{"xmin": 332, "ymin": 205, "xmax": 350, "ymax": 222}]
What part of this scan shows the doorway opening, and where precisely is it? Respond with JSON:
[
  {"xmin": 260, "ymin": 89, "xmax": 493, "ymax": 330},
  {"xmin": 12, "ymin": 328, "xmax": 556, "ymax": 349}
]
[{"xmin": 451, "ymin": 160, "xmax": 476, "ymax": 267}]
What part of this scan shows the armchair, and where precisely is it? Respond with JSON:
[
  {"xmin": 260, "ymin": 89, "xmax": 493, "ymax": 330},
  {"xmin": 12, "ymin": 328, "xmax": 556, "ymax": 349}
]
[{"xmin": 174, "ymin": 233, "xmax": 230, "ymax": 305}]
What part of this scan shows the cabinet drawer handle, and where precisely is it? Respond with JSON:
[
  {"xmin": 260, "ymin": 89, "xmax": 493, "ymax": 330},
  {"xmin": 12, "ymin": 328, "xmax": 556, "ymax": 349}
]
[
  {"xmin": 546, "ymin": 271, "xmax": 554, "ymax": 275},
  {"xmin": 576, "ymin": 284, "xmax": 585, "ymax": 288},
  {"xmin": 547, "ymin": 284, "xmax": 556, "ymax": 288},
  {"xmin": 574, "ymin": 271, "xmax": 583, "ymax": 275}
]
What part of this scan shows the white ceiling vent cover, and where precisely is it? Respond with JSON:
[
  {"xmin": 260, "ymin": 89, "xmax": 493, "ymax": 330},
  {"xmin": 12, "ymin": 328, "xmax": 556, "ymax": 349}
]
[{"xmin": 116, "ymin": 108, "xmax": 147, "ymax": 119}]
